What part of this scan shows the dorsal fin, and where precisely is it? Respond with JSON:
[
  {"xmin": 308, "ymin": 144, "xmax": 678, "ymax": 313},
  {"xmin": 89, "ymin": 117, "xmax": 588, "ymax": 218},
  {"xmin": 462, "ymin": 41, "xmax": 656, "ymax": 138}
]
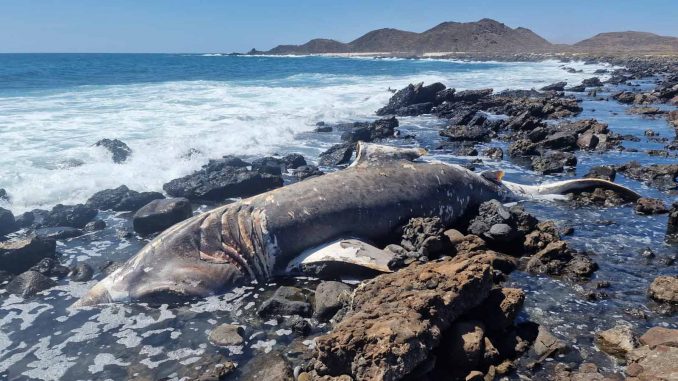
[{"xmin": 350, "ymin": 142, "xmax": 427, "ymax": 167}]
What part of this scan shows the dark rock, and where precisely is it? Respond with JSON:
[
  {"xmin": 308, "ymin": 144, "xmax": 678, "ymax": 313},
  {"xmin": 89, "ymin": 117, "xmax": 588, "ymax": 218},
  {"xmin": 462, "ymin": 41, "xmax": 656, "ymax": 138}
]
[
  {"xmin": 257, "ymin": 286, "xmax": 312, "ymax": 318},
  {"xmin": 617, "ymin": 161, "xmax": 678, "ymax": 192},
  {"xmin": 132, "ymin": 198, "xmax": 193, "ymax": 235},
  {"xmin": 595, "ymin": 324, "xmax": 639, "ymax": 359},
  {"xmin": 315, "ymin": 124, "xmax": 333, "ymax": 132},
  {"xmin": 208, "ymin": 324, "xmax": 245, "ymax": 346},
  {"xmin": 566, "ymin": 84, "xmax": 587, "ymax": 92},
  {"xmin": 35, "ymin": 227, "xmax": 83, "ymax": 240},
  {"xmin": 69, "ymin": 263, "xmax": 94, "ymax": 282},
  {"xmin": 84, "ymin": 219, "xmax": 106, "ymax": 232},
  {"xmin": 531, "ymin": 151, "xmax": 577, "ymax": 174},
  {"xmin": 377, "ymin": 82, "xmax": 446, "ymax": 115},
  {"xmin": 314, "ymin": 281, "xmax": 352, "ymax": 322},
  {"xmin": 5, "ymin": 270, "xmax": 56, "ymax": 297},
  {"xmin": 251, "ymin": 156, "xmax": 284, "ymax": 176},
  {"xmin": 613, "ymin": 91, "xmax": 636, "ymax": 104},
  {"xmin": 667, "ymin": 202, "xmax": 678, "ymax": 243},
  {"xmin": 0, "ymin": 207, "xmax": 18, "ymax": 236},
  {"xmin": 99, "ymin": 261, "xmax": 124, "ymax": 276},
  {"xmin": 341, "ymin": 117, "xmax": 399, "ymax": 142},
  {"xmin": 0, "ymin": 270, "xmax": 13, "ymax": 286},
  {"xmin": 585, "ymin": 166, "xmax": 616, "ymax": 181},
  {"xmin": 43, "ymin": 204, "xmax": 97, "ymax": 228},
  {"xmin": 29, "ymin": 258, "xmax": 69, "ymax": 278},
  {"xmin": 239, "ymin": 352, "xmax": 293, "ymax": 381},
  {"xmin": 291, "ymin": 165, "xmax": 324, "ymax": 180},
  {"xmin": 395, "ymin": 102, "xmax": 433, "ymax": 116},
  {"xmin": 15, "ymin": 212, "xmax": 35, "ymax": 229},
  {"xmin": 581, "ymin": 77, "xmax": 603, "ymax": 87},
  {"xmin": 86, "ymin": 185, "xmax": 165, "ymax": 212},
  {"xmin": 635, "ymin": 198, "xmax": 668, "ymax": 215},
  {"xmin": 440, "ymin": 125, "xmax": 492, "ymax": 142},
  {"xmin": 627, "ymin": 106, "xmax": 665, "ymax": 116},
  {"xmin": 283, "ymin": 315, "xmax": 312, "ymax": 336},
  {"xmin": 0, "ymin": 234, "xmax": 56, "ymax": 274},
  {"xmin": 163, "ymin": 161, "xmax": 282, "ymax": 201},
  {"xmin": 400, "ymin": 216, "xmax": 448, "ymax": 256},
  {"xmin": 0, "ymin": 188, "xmax": 7, "ymax": 201},
  {"xmin": 483, "ymin": 147, "xmax": 503, "ymax": 160},
  {"xmin": 576, "ymin": 132, "xmax": 599, "ymax": 150},
  {"xmin": 318, "ymin": 143, "xmax": 354, "ymax": 166},
  {"xmin": 540, "ymin": 82, "xmax": 567, "ymax": 91},
  {"xmin": 453, "ymin": 88, "xmax": 493, "ymax": 102},
  {"xmin": 94, "ymin": 138, "xmax": 132, "ymax": 163},
  {"xmin": 281, "ymin": 153, "xmax": 306, "ymax": 169}
]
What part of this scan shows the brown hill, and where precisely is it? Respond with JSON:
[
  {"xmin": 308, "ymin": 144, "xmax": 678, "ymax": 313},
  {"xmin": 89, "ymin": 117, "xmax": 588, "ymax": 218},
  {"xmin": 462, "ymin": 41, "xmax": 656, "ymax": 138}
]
[{"xmin": 574, "ymin": 31, "xmax": 678, "ymax": 53}]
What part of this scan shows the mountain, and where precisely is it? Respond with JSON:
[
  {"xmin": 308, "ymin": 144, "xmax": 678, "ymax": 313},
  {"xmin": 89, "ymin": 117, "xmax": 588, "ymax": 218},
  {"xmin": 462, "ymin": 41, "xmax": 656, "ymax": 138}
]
[
  {"xmin": 574, "ymin": 31, "xmax": 678, "ymax": 53},
  {"xmin": 262, "ymin": 19, "xmax": 553, "ymax": 55}
]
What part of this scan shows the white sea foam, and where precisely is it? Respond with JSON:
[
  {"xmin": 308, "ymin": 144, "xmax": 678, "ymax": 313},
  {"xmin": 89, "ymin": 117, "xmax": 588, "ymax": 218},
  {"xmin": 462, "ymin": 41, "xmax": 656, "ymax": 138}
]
[{"xmin": 0, "ymin": 60, "xmax": 608, "ymax": 212}]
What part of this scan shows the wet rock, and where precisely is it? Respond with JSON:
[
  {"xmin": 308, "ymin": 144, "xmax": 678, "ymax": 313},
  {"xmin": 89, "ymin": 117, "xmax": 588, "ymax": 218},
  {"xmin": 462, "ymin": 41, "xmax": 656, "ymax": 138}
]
[
  {"xmin": 666, "ymin": 202, "xmax": 678, "ymax": 243},
  {"xmin": 526, "ymin": 240, "xmax": 597, "ymax": 278},
  {"xmin": 0, "ymin": 207, "xmax": 18, "ymax": 236},
  {"xmin": 69, "ymin": 263, "xmax": 94, "ymax": 282},
  {"xmin": 94, "ymin": 138, "xmax": 132, "ymax": 163},
  {"xmin": 314, "ymin": 281, "xmax": 352, "ymax": 322},
  {"xmin": 613, "ymin": 91, "xmax": 636, "ymax": 104},
  {"xmin": 5, "ymin": 270, "xmax": 56, "ymax": 297},
  {"xmin": 340, "ymin": 117, "xmax": 398, "ymax": 142},
  {"xmin": 163, "ymin": 159, "xmax": 282, "ymax": 201},
  {"xmin": 595, "ymin": 324, "xmax": 639, "ymax": 359},
  {"xmin": 648, "ymin": 275, "xmax": 677, "ymax": 305},
  {"xmin": 533, "ymin": 325, "xmax": 568, "ymax": 359},
  {"xmin": 281, "ymin": 153, "xmax": 307, "ymax": 170},
  {"xmin": 585, "ymin": 166, "xmax": 616, "ymax": 181},
  {"xmin": 570, "ymin": 187, "xmax": 631, "ymax": 207},
  {"xmin": 400, "ymin": 216, "xmax": 448, "ymax": 256},
  {"xmin": 258, "ymin": 286, "xmax": 312, "ymax": 318},
  {"xmin": 208, "ymin": 324, "xmax": 245, "ymax": 347},
  {"xmin": 531, "ymin": 151, "xmax": 576, "ymax": 174},
  {"xmin": 251, "ymin": 156, "xmax": 285, "ymax": 176},
  {"xmin": 541, "ymin": 82, "xmax": 567, "ymax": 91},
  {"xmin": 440, "ymin": 125, "xmax": 493, "ymax": 142},
  {"xmin": 468, "ymin": 288, "xmax": 525, "ymax": 332},
  {"xmin": 566, "ymin": 84, "xmax": 586, "ymax": 92},
  {"xmin": 86, "ymin": 185, "xmax": 165, "ymax": 212},
  {"xmin": 635, "ymin": 197, "xmax": 668, "ymax": 215},
  {"xmin": 617, "ymin": 161, "xmax": 678, "ymax": 191},
  {"xmin": 311, "ymin": 258, "xmax": 492, "ymax": 380},
  {"xmin": 318, "ymin": 143, "xmax": 355, "ymax": 167},
  {"xmin": 43, "ymin": 204, "xmax": 97, "ymax": 228},
  {"xmin": 0, "ymin": 270, "xmax": 13, "ymax": 286},
  {"xmin": 581, "ymin": 77, "xmax": 603, "ymax": 87},
  {"xmin": 84, "ymin": 219, "xmax": 106, "ymax": 232},
  {"xmin": 283, "ymin": 315, "xmax": 312, "ymax": 336},
  {"xmin": 35, "ymin": 227, "xmax": 83, "ymax": 240},
  {"xmin": 0, "ymin": 188, "xmax": 7, "ymax": 201},
  {"xmin": 292, "ymin": 165, "xmax": 324, "ymax": 180},
  {"xmin": 377, "ymin": 82, "xmax": 446, "ymax": 115},
  {"xmin": 627, "ymin": 106, "xmax": 665, "ymax": 116},
  {"xmin": 185, "ymin": 355, "xmax": 237, "ymax": 381},
  {"xmin": 453, "ymin": 88, "xmax": 493, "ymax": 103},
  {"xmin": 576, "ymin": 132, "xmax": 599, "ymax": 150},
  {"xmin": 483, "ymin": 147, "xmax": 503, "ymax": 160},
  {"xmin": 29, "ymin": 258, "xmax": 69, "ymax": 278},
  {"xmin": 15, "ymin": 211, "xmax": 36, "ymax": 229},
  {"xmin": 132, "ymin": 198, "xmax": 193, "ymax": 235},
  {"xmin": 0, "ymin": 234, "xmax": 56, "ymax": 274},
  {"xmin": 239, "ymin": 352, "xmax": 293, "ymax": 381}
]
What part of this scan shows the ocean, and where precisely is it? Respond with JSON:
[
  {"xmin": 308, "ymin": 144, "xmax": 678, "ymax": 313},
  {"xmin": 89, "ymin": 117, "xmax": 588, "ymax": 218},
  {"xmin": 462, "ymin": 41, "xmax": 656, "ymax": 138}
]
[{"xmin": 0, "ymin": 54, "xmax": 676, "ymax": 381}]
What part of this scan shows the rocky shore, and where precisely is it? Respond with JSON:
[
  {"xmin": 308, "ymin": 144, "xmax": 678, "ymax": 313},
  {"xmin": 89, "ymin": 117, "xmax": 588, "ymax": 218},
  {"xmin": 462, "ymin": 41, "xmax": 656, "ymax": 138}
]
[{"xmin": 1, "ymin": 55, "xmax": 677, "ymax": 381}]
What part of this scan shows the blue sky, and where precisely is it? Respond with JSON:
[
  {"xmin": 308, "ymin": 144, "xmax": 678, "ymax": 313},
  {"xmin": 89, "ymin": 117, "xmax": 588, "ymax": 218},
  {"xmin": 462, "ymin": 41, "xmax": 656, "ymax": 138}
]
[{"xmin": 1, "ymin": 0, "xmax": 676, "ymax": 53}]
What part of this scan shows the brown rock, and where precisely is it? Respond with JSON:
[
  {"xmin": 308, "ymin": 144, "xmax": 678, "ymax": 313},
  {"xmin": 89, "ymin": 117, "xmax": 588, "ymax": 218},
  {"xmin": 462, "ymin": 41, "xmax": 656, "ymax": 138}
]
[
  {"xmin": 635, "ymin": 197, "xmax": 668, "ymax": 215},
  {"xmin": 533, "ymin": 325, "xmax": 567, "ymax": 359},
  {"xmin": 208, "ymin": 324, "xmax": 244, "ymax": 347},
  {"xmin": 626, "ymin": 344, "xmax": 678, "ymax": 381},
  {"xmin": 648, "ymin": 275, "xmax": 678, "ymax": 304},
  {"xmin": 468, "ymin": 288, "xmax": 525, "ymax": 332},
  {"xmin": 595, "ymin": 325, "xmax": 639, "ymax": 359},
  {"xmin": 440, "ymin": 321, "xmax": 486, "ymax": 376},
  {"xmin": 639, "ymin": 327, "xmax": 678, "ymax": 349}
]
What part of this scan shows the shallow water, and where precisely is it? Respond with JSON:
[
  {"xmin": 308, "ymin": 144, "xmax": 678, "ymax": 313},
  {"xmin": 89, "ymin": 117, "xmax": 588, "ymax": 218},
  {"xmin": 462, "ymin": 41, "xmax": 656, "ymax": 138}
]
[{"xmin": 0, "ymin": 55, "xmax": 676, "ymax": 380}]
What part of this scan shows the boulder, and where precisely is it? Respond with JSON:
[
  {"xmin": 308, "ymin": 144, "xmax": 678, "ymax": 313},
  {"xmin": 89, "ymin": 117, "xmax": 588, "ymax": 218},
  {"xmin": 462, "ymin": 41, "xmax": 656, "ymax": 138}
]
[
  {"xmin": 436, "ymin": 321, "xmax": 486, "ymax": 378},
  {"xmin": 29, "ymin": 258, "xmax": 70, "ymax": 278},
  {"xmin": 0, "ymin": 234, "xmax": 56, "ymax": 274},
  {"xmin": 292, "ymin": 165, "xmax": 324, "ymax": 180},
  {"xmin": 311, "ymin": 259, "xmax": 493, "ymax": 380},
  {"xmin": 585, "ymin": 166, "xmax": 616, "ymax": 181},
  {"xmin": 208, "ymin": 324, "xmax": 245, "ymax": 347},
  {"xmin": 163, "ymin": 161, "xmax": 282, "ymax": 201},
  {"xmin": 626, "ymin": 342, "xmax": 678, "ymax": 381},
  {"xmin": 581, "ymin": 77, "xmax": 603, "ymax": 87},
  {"xmin": 0, "ymin": 207, "xmax": 18, "ymax": 236},
  {"xmin": 15, "ymin": 211, "xmax": 36, "ymax": 229},
  {"xmin": 94, "ymin": 138, "xmax": 132, "ymax": 163},
  {"xmin": 595, "ymin": 325, "xmax": 639, "ymax": 359},
  {"xmin": 533, "ymin": 325, "xmax": 567, "ymax": 358},
  {"xmin": 648, "ymin": 275, "xmax": 677, "ymax": 305},
  {"xmin": 531, "ymin": 151, "xmax": 577, "ymax": 174},
  {"xmin": 666, "ymin": 202, "xmax": 678, "ymax": 243},
  {"xmin": 635, "ymin": 198, "xmax": 668, "ymax": 215},
  {"xmin": 639, "ymin": 327, "xmax": 678, "ymax": 348},
  {"xmin": 483, "ymin": 147, "xmax": 503, "ymax": 160},
  {"xmin": 251, "ymin": 156, "xmax": 285, "ymax": 176},
  {"xmin": 281, "ymin": 153, "xmax": 307, "ymax": 169},
  {"xmin": 43, "ymin": 204, "xmax": 97, "ymax": 228},
  {"xmin": 377, "ymin": 82, "xmax": 446, "ymax": 115},
  {"xmin": 318, "ymin": 143, "xmax": 355, "ymax": 166},
  {"xmin": 341, "ymin": 117, "xmax": 399, "ymax": 142},
  {"xmin": 132, "ymin": 198, "xmax": 193, "ymax": 235},
  {"xmin": 314, "ymin": 281, "xmax": 352, "ymax": 322},
  {"xmin": 400, "ymin": 216, "xmax": 448, "ymax": 255},
  {"xmin": 86, "ymin": 185, "xmax": 165, "ymax": 212},
  {"xmin": 257, "ymin": 286, "xmax": 312, "ymax": 318},
  {"xmin": 5, "ymin": 270, "xmax": 56, "ymax": 297},
  {"xmin": 69, "ymin": 263, "xmax": 94, "ymax": 282}
]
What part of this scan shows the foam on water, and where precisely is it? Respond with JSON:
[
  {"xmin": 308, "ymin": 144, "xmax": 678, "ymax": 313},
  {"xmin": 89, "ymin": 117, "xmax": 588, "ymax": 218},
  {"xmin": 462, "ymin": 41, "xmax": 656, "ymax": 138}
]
[{"xmin": 0, "ymin": 58, "xmax": 608, "ymax": 212}]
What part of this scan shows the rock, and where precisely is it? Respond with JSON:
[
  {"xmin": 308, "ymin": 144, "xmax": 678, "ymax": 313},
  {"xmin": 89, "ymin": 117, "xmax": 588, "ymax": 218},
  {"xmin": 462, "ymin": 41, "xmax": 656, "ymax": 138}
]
[
  {"xmin": 613, "ymin": 91, "xmax": 636, "ymax": 104},
  {"xmin": 453, "ymin": 88, "xmax": 493, "ymax": 102},
  {"xmin": 341, "ymin": 117, "xmax": 398, "ymax": 142},
  {"xmin": 292, "ymin": 165, "xmax": 324, "ymax": 180},
  {"xmin": 533, "ymin": 325, "xmax": 567, "ymax": 359},
  {"xmin": 29, "ymin": 258, "xmax": 69, "ymax": 278},
  {"xmin": 0, "ymin": 207, "xmax": 18, "ymax": 236},
  {"xmin": 15, "ymin": 211, "xmax": 36, "ymax": 229},
  {"xmin": 86, "ymin": 185, "xmax": 165, "ymax": 212},
  {"xmin": 163, "ymin": 159, "xmax": 282, "ymax": 201},
  {"xmin": 483, "ymin": 147, "xmax": 503, "ymax": 160},
  {"xmin": 436, "ymin": 321, "xmax": 486, "ymax": 378},
  {"xmin": 239, "ymin": 352, "xmax": 293, "ymax": 381},
  {"xmin": 282, "ymin": 153, "xmax": 307, "ymax": 169},
  {"xmin": 208, "ymin": 324, "xmax": 245, "ymax": 347},
  {"xmin": 626, "ymin": 342, "xmax": 678, "ymax": 381},
  {"xmin": 666, "ymin": 202, "xmax": 678, "ymax": 243},
  {"xmin": 585, "ymin": 166, "xmax": 616, "ymax": 181},
  {"xmin": 595, "ymin": 325, "xmax": 639, "ymax": 359},
  {"xmin": 468, "ymin": 288, "xmax": 525, "ymax": 332},
  {"xmin": 0, "ymin": 270, "xmax": 14, "ymax": 286},
  {"xmin": 0, "ymin": 234, "xmax": 56, "ymax": 274},
  {"xmin": 314, "ymin": 281, "xmax": 352, "ymax": 322},
  {"xmin": 627, "ymin": 106, "xmax": 665, "ymax": 116},
  {"xmin": 377, "ymin": 82, "xmax": 446, "ymax": 115},
  {"xmin": 566, "ymin": 84, "xmax": 586, "ymax": 92},
  {"xmin": 283, "ymin": 315, "xmax": 312, "ymax": 336},
  {"xmin": 35, "ymin": 227, "xmax": 83, "ymax": 240},
  {"xmin": 531, "ymin": 151, "xmax": 577, "ymax": 174},
  {"xmin": 311, "ymin": 258, "xmax": 493, "ymax": 380},
  {"xmin": 94, "ymin": 138, "xmax": 132, "ymax": 163},
  {"xmin": 0, "ymin": 188, "xmax": 8, "ymax": 201},
  {"xmin": 581, "ymin": 77, "xmax": 603, "ymax": 87},
  {"xmin": 576, "ymin": 132, "xmax": 599, "ymax": 150},
  {"xmin": 315, "ymin": 124, "xmax": 333, "ymax": 133},
  {"xmin": 5, "ymin": 270, "xmax": 56, "ymax": 297},
  {"xmin": 257, "ymin": 286, "xmax": 312, "ymax": 318},
  {"xmin": 400, "ymin": 216, "xmax": 448, "ymax": 256},
  {"xmin": 99, "ymin": 261, "xmax": 124, "ymax": 276},
  {"xmin": 648, "ymin": 275, "xmax": 677, "ymax": 305},
  {"xmin": 251, "ymin": 156, "xmax": 285, "ymax": 176},
  {"xmin": 635, "ymin": 197, "xmax": 668, "ymax": 215},
  {"xmin": 132, "ymin": 198, "xmax": 193, "ymax": 235},
  {"xmin": 440, "ymin": 125, "xmax": 492, "ymax": 142},
  {"xmin": 541, "ymin": 82, "xmax": 567, "ymax": 91},
  {"xmin": 84, "ymin": 219, "xmax": 106, "ymax": 232},
  {"xmin": 639, "ymin": 327, "xmax": 678, "ymax": 348},
  {"xmin": 486, "ymin": 223, "xmax": 518, "ymax": 243},
  {"xmin": 318, "ymin": 143, "xmax": 355, "ymax": 167},
  {"xmin": 69, "ymin": 263, "xmax": 94, "ymax": 282},
  {"xmin": 395, "ymin": 102, "xmax": 433, "ymax": 116},
  {"xmin": 43, "ymin": 204, "xmax": 97, "ymax": 228}
]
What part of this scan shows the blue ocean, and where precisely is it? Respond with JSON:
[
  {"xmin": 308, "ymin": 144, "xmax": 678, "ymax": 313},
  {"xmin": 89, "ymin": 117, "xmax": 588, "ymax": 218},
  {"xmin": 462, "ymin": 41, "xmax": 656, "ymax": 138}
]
[{"xmin": 0, "ymin": 54, "xmax": 675, "ymax": 381}]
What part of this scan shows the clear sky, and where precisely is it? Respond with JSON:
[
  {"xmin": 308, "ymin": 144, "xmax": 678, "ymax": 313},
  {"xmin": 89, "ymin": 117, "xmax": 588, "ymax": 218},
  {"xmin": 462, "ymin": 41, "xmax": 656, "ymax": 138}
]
[{"xmin": 1, "ymin": 0, "xmax": 676, "ymax": 53}]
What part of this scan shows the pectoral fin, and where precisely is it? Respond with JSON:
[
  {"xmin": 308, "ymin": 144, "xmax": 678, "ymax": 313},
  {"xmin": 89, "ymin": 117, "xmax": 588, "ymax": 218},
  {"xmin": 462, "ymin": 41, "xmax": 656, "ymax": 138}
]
[{"xmin": 286, "ymin": 238, "xmax": 394, "ymax": 278}]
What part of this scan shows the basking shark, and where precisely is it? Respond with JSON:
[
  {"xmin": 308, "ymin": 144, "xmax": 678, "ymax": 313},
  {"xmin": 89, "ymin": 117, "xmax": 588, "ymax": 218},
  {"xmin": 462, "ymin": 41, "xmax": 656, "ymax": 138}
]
[{"xmin": 74, "ymin": 143, "xmax": 640, "ymax": 307}]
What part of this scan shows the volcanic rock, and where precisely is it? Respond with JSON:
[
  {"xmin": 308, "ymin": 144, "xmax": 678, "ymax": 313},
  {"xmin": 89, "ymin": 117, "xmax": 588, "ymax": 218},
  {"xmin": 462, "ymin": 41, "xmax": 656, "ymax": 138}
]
[
  {"xmin": 132, "ymin": 198, "xmax": 192, "ymax": 235},
  {"xmin": 95, "ymin": 138, "xmax": 132, "ymax": 163},
  {"xmin": 86, "ymin": 185, "xmax": 165, "ymax": 212}
]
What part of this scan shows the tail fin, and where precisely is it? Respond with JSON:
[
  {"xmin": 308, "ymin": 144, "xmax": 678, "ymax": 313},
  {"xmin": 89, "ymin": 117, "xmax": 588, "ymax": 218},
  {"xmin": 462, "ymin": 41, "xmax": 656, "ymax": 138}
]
[{"xmin": 503, "ymin": 178, "xmax": 641, "ymax": 201}]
